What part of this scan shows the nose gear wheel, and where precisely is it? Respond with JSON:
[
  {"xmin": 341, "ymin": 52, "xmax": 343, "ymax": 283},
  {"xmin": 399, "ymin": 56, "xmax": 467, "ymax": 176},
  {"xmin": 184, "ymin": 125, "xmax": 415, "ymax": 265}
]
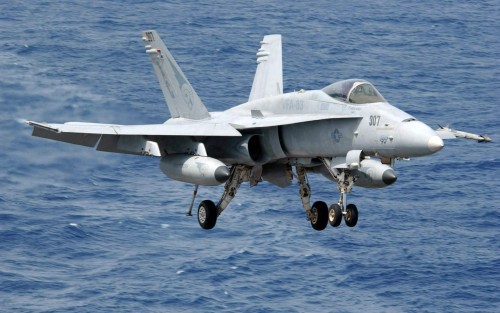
[
  {"xmin": 328, "ymin": 203, "xmax": 342, "ymax": 227},
  {"xmin": 344, "ymin": 204, "xmax": 358, "ymax": 227}
]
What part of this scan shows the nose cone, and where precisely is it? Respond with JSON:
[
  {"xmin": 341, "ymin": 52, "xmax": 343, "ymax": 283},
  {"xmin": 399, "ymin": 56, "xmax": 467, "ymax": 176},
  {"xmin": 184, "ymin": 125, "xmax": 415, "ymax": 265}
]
[
  {"xmin": 428, "ymin": 135, "xmax": 444, "ymax": 153},
  {"xmin": 396, "ymin": 121, "xmax": 445, "ymax": 157}
]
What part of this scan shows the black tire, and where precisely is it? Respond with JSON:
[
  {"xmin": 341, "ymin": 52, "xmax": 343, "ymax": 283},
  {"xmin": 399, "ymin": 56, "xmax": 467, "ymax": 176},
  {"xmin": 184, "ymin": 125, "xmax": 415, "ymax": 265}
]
[
  {"xmin": 310, "ymin": 201, "xmax": 328, "ymax": 231},
  {"xmin": 198, "ymin": 200, "xmax": 217, "ymax": 229},
  {"xmin": 344, "ymin": 204, "xmax": 358, "ymax": 227},
  {"xmin": 328, "ymin": 203, "xmax": 342, "ymax": 227}
]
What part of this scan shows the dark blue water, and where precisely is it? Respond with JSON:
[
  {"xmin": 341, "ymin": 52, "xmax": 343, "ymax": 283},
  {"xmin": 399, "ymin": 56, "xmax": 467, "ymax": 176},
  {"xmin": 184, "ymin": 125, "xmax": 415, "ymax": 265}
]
[{"xmin": 1, "ymin": 1, "xmax": 498, "ymax": 312}]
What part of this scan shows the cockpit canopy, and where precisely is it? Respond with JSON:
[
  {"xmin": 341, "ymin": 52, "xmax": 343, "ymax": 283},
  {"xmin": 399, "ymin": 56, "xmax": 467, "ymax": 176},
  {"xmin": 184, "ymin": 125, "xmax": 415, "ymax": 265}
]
[{"xmin": 322, "ymin": 79, "xmax": 386, "ymax": 104}]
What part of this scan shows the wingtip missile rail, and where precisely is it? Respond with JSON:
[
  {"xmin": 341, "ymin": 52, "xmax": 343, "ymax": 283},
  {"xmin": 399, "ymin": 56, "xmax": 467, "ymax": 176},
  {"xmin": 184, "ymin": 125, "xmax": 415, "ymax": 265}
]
[{"xmin": 436, "ymin": 125, "xmax": 492, "ymax": 143}]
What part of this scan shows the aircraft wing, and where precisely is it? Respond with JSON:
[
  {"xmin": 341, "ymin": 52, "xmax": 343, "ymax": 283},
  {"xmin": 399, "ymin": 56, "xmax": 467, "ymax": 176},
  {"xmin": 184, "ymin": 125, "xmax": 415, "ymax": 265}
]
[
  {"xmin": 27, "ymin": 120, "xmax": 242, "ymax": 156},
  {"xmin": 248, "ymin": 35, "xmax": 283, "ymax": 102},
  {"xmin": 27, "ymin": 121, "xmax": 241, "ymax": 136}
]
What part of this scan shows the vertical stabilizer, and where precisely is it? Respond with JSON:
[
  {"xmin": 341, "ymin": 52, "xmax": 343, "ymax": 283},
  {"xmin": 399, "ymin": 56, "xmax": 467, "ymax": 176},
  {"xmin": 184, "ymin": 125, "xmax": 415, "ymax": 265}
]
[
  {"xmin": 248, "ymin": 35, "xmax": 283, "ymax": 102},
  {"xmin": 142, "ymin": 30, "xmax": 210, "ymax": 120}
]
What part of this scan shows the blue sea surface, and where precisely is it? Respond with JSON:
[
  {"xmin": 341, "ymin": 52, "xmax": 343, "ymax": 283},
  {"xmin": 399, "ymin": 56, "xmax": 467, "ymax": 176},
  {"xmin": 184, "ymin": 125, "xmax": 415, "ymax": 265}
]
[{"xmin": 1, "ymin": 1, "xmax": 499, "ymax": 312}]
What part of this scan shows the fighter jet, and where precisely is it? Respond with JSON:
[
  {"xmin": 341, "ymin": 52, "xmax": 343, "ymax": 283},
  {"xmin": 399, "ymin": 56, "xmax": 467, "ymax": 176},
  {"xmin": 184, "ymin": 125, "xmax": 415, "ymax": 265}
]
[{"xmin": 26, "ymin": 30, "xmax": 491, "ymax": 231}]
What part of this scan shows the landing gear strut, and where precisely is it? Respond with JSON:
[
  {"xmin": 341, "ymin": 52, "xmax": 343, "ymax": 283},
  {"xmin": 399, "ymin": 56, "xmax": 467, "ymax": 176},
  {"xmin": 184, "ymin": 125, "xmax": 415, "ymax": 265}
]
[
  {"xmin": 196, "ymin": 165, "xmax": 252, "ymax": 229},
  {"xmin": 321, "ymin": 158, "xmax": 359, "ymax": 228},
  {"xmin": 295, "ymin": 164, "xmax": 328, "ymax": 230},
  {"xmin": 188, "ymin": 159, "xmax": 360, "ymax": 231}
]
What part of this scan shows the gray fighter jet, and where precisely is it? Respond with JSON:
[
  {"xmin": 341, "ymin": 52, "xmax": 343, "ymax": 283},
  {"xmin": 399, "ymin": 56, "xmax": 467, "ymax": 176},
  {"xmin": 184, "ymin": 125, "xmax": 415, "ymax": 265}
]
[{"xmin": 26, "ymin": 30, "xmax": 491, "ymax": 231}]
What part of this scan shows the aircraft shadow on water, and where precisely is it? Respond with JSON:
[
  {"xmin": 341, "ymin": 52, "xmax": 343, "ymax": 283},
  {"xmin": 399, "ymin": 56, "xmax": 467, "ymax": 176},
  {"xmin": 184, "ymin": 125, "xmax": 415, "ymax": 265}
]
[{"xmin": 26, "ymin": 30, "xmax": 491, "ymax": 231}]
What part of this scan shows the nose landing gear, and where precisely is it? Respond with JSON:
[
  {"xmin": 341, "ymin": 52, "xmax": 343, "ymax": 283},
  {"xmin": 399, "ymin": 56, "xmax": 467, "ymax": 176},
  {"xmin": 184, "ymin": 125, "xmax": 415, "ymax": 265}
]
[
  {"xmin": 296, "ymin": 160, "xmax": 360, "ymax": 231},
  {"xmin": 328, "ymin": 202, "xmax": 358, "ymax": 228}
]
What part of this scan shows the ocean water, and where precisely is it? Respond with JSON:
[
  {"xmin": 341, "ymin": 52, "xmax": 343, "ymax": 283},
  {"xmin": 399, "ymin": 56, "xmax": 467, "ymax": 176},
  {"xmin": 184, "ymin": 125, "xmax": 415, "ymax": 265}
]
[{"xmin": 1, "ymin": 0, "xmax": 499, "ymax": 312}]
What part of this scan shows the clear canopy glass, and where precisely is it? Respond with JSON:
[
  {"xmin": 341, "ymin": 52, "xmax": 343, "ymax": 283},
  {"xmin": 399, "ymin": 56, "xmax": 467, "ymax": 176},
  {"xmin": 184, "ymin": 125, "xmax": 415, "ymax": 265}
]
[{"xmin": 322, "ymin": 79, "xmax": 386, "ymax": 104}]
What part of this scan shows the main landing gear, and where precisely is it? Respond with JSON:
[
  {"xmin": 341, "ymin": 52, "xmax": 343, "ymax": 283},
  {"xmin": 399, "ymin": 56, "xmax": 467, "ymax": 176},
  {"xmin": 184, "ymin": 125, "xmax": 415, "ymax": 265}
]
[
  {"xmin": 186, "ymin": 165, "xmax": 254, "ymax": 230},
  {"xmin": 296, "ymin": 161, "xmax": 359, "ymax": 231},
  {"xmin": 185, "ymin": 161, "xmax": 358, "ymax": 231}
]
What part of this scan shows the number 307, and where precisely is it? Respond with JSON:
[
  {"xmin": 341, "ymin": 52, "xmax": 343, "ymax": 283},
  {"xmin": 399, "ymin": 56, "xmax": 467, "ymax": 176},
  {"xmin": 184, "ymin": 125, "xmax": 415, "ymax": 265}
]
[{"xmin": 369, "ymin": 115, "xmax": 380, "ymax": 126}]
